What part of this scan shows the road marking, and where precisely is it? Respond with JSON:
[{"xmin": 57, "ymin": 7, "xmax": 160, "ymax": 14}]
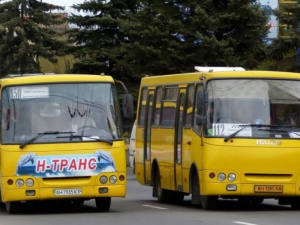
[
  {"xmin": 233, "ymin": 221, "xmax": 258, "ymax": 225},
  {"xmin": 142, "ymin": 204, "xmax": 168, "ymax": 210}
]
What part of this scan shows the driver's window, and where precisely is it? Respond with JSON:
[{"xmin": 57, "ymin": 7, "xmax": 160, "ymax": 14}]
[
  {"xmin": 1, "ymin": 91, "xmax": 32, "ymax": 143},
  {"xmin": 193, "ymin": 84, "xmax": 203, "ymax": 135}
]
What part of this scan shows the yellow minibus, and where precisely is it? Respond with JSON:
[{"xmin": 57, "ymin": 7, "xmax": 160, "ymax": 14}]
[
  {"xmin": 135, "ymin": 67, "xmax": 300, "ymax": 209},
  {"xmin": 0, "ymin": 74, "xmax": 133, "ymax": 213}
]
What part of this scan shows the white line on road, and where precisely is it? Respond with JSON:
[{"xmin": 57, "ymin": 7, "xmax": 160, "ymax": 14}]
[
  {"xmin": 233, "ymin": 221, "xmax": 258, "ymax": 225},
  {"xmin": 142, "ymin": 204, "xmax": 168, "ymax": 210}
]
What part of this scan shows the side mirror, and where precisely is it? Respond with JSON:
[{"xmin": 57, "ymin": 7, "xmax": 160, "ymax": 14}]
[
  {"xmin": 122, "ymin": 94, "xmax": 134, "ymax": 119},
  {"xmin": 196, "ymin": 91, "xmax": 205, "ymax": 116}
]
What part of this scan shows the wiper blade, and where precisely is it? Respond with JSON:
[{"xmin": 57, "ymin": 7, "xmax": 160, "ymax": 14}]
[
  {"xmin": 274, "ymin": 124, "xmax": 300, "ymax": 128},
  {"xmin": 57, "ymin": 135, "xmax": 113, "ymax": 145},
  {"xmin": 257, "ymin": 128, "xmax": 300, "ymax": 137},
  {"xmin": 223, "ymin": 124, "xmax": 277, "ymax": 143},
  {"xmin": 257, "ymin": 128, "xmax": 289, "ymax": 132},
  {"xmin": 20, "ymin": 131, "xmax": 75, "ymax": 149}
]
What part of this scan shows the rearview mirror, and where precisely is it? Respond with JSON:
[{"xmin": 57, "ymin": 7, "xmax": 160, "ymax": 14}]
[{"xmin": 122, "ymin": 94, "xmax": 134, "ymax": 119}]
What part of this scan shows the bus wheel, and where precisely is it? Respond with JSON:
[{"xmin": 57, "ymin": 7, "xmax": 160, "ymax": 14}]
[
  {"xmin": 191, "ymin": 173, "xmax": 201, "ymax": 205},
  {"xmin": 155, "ymin": 172, "xmax": 169, "ymax": 203},
  {"xmin": 95, "ymin": 197, "xmax": 111, "ymax": 212},
  {"xmin": 5, "ymin": 201, "xmax": 20, "ymax": 214},
  {"xmin": 200, "ymin": 196, "xmax": 218, "ymax": 210},
  {"xmin": 239, "ymin": 197, "xmax": 264, "ymax": 205},
  {"xmin": 133, "ymin": 158, "xmax": 135, "ymax": 174}
]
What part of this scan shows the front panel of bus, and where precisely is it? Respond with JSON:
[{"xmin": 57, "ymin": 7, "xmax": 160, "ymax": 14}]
[
  {"xmin": 0, "ymin": 82, "xmax": 126, "ymax": 203},
  {"xmin": 202, "ymin": 78, "xmax": 300, "ymax": 198}
]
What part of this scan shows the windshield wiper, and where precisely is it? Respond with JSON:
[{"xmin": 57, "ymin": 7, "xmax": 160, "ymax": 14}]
[
  {"xmin": 20, "ymin": 131, "xmax": 75, "ymax": 149},
  {"xmin": 57, "ymin": 135, "xmax": 113, "ymax": 145},
  {"xmin": 274, "ymin": 124, "xmax": 300, "ymax": 128},
  {"xmin": 224, "ymin": 124, "xmax": 279, "ymax": 143},
  {"xmin": 257, "ymin": 127, "xmax": 300, "ymax": 136}
]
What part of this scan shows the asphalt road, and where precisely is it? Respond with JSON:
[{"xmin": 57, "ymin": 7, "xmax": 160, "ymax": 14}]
[{"xmin": 0, "ymin": 168, "xmax": 300, "ymax": 225}]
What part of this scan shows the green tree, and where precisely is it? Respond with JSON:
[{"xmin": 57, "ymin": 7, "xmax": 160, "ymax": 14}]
[
  {"xmin": 68, "ymin": 0, "xmax": 138, "ymax": 80},
  {"xmin": 0, "ymin": 21, "xmax": 6, "ymax": 75},
  {"xmin": 263, "ymin": 2, "xmax": 300, "ymax": 72},
  {"xmin": 69, "ymin": 0, "xmax": 269, "ymax": 79},
  {"xmin": 0, "ymin": 0, "xmax": 67, "ymax": 75}
]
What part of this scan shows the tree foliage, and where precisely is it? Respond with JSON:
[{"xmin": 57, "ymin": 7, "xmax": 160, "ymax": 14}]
[
  {"xmin": 264, "ymin": 2, "xmax": 300, "ymax": 72},
  {"xmin": 0, "ymin": 0, "xmax": 67, "ymax": 75},
  {"xmin": 69, "ymin": 0, "xmax": 269, "ymax": 79},
  {"xmin": 68, "ymin": 0, "xmax": 138, "ymax": 79}
]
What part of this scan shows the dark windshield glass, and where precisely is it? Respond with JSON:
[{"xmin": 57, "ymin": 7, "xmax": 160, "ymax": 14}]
[
  {"xmin": 1, "ymin": 83, "xmax": 122, "ymax": 144},
  {"xmin": 205, "ymin": 79, "xmax": 300, "ymax": 139}
]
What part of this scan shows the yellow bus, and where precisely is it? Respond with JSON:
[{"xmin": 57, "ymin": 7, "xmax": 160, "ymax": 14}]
[
  {"xmin": 135, "ymin": 67, "xmax": 300, "ymax": 209},
  {"xmin": 0, "ymin": 74, "xmax": 133, "ymax": 213}
]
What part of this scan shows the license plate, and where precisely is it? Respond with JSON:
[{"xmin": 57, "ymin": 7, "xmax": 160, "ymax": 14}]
[
  {"xmin": 53, "ymin": 189, "xmax": 82, "ymax": 196},
  {"xmin": 254, "ymin": 185, "xmax": 283, "ymax": 193}
]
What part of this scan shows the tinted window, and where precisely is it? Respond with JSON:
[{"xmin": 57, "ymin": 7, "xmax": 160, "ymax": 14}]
[{"xmin": 161, "ymin": 87, "xmax": 178, "ymax": 127}]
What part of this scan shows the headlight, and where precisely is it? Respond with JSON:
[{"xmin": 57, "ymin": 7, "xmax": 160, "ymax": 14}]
[
  {"xmin": 109, "ymin": 175, "xmax": 117, "ymax": 184},
  {"xmin": 217, "ymin": 173, "xmax": 226, "ymax": 181},
  {"xmin": 228, "ymin": 173, "xmax": 236, "ymax": 182},
  {"xmin": 100, "ymin": 176, "xmax": 108, "ymax": 184},
  {"xmin": 26, "ymin": 178, "xmax": 34, "ymax": 187},
  {"xmin": 16, "ymin": 179, "xmax": 24, "ymax": 187}
]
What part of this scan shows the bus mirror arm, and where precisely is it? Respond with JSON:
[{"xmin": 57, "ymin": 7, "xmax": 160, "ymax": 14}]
[
  {"xmin": 114, "ymin": 79, "xmax": 134, "ymax": 119},
  {"xmin": 122, "ymin": 94, "xmax": 134, "ymax": 119}
]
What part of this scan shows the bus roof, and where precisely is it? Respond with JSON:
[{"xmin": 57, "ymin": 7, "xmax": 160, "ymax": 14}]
[
  {"xmin": 0, "ymin": 74, "xmax": 115, "ymax": 86},
  {"xmin": 140, "ymin": 70, "xmax": 300, "ymax": 86},
  {"xmin": 194, "ymin": 66, "xmax": 245, "ymax": 72}
]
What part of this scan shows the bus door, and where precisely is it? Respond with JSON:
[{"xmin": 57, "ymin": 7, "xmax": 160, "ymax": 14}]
[
  {"xmin": 174, "ymin": 89, "xmax": 186, "ymax": 191},
  {"xmin": 143, "ymin": 91, "xmax": 154, "ymax": 184}
]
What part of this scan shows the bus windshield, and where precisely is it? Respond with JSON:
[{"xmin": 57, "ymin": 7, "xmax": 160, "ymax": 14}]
[
  {"xmin": 205, "ymin": 79, "xmax": 300, "ymax": 138},
  {"xmin": 1, "ymin": 83, "xmax": 122, "ymax": 144}
]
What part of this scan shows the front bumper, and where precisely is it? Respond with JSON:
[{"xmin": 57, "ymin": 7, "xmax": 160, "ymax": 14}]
[{"xmin": 2, "ymin": 184, "xmax": 126, "ymax": 202}]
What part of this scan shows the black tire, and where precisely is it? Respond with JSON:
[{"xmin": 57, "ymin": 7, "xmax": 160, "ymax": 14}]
[
  {"xmin": 191, "ymin": 172, "xmax": 201, "ymax": 205},
  {"xmin": 200, "ymin": 196, "xmax": 218, "ymax": 210},
  {"xmin": 155, "ymin": 172, "xmax": 170, "ymax": 203},
  {"xmin": 0, "ymin": 193, "xmax": 3, "ymax": 208},
  {"xmin": 133, "ymin": 158, "xmax": 135, "ymax": 174},
  {"xmin": 95, "ymin": 197, "xmax": 111, "ymax": 212},
  {"xmin": 6, "ymin": 202, "xmax": 20, "ymax": 214}
]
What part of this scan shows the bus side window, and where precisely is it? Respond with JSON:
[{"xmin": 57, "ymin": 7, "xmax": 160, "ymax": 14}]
[
  {"xmin": 153, "ymin": 87, "xmax": 163, "ymax": 127},
  {"xmin": 138, "ymin": 87, "xmax": 148, "ymax": 127},
  {"xmin": 193, "ymin": 84, "xmax": 203, "ymax": 135},
  {"xmin": 161, "ymin": 87, "xmax": 178, "ymax": 128},
  {"xmin": 184, "ymin": 84, "xmax": 195, "ymax": 128}
]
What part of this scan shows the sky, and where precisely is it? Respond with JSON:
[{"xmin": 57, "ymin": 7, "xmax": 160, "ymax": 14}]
[
  {"xmin": 42, "ymin": 0, "xmax": 86, "ymax": 13},
  {"xmin": 1, "ymin": 0, "xmax": 86, "ymax": 13}
]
